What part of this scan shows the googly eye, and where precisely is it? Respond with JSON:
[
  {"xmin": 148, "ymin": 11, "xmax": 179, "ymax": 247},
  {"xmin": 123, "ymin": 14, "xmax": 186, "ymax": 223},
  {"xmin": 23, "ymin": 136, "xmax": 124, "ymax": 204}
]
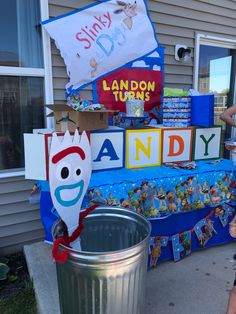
[
  {"xmin": 74, "ymin": 167, "xmax": 82, "ymax": 179},
  {"xmin": 76, "ymin": 168, "xmax": 81, "ymax": 176},
  {"xmin": 56, "ymin": 162, "xmax": 71, "ymax": 181},
  {"xmin": 61, "ymin": 167, "xmax": 69, "ymax": 179}
]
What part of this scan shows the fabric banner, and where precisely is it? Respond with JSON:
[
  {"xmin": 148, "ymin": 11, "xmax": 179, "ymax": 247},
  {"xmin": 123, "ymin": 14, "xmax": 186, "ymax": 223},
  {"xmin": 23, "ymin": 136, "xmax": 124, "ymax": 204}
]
[
  {"xmin": 42, "ymin": 0, "xmax": 158, "ymax": 90},
  {"xmin": 149, "ymin": 204, "xmax": 235, "ymax": 267},
  {"xmin": 95, "ymin": 68, "xmax": 162, "ymax": 112}
]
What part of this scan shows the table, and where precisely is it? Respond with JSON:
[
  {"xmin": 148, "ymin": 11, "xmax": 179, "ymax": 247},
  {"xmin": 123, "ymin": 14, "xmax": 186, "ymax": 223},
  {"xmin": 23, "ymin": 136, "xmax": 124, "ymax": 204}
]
[{"xmin": 39, "ymin": 159, "xmax": 236, "ymax": 267}]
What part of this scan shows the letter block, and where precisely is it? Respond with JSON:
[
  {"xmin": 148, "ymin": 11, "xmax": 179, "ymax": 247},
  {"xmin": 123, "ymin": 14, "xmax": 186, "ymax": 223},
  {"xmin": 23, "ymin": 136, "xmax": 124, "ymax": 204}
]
[
  {"xmin": 193, "ymin": 126, "xmax": 222, "ymax": 161},
  {"xmin": 24, "ymin": 130, "xmax": 72, "ymax": 180},
  {"xmin": 126, "ymin": 128, "xmax": 162, "ymax": 169},
  {"xmin": 91, "ymin": 126, "xmax": 125, "ymax": 171},
  {"xmin": 162, "ymin": 127, "xmax": 193, "ymax": 163}
]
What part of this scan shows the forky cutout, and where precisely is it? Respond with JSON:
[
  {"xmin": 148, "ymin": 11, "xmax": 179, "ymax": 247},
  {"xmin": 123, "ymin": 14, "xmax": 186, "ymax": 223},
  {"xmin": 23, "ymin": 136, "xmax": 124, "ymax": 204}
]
[{"xmin": 49, "ymin": 130, "xmax": 92, "ymax": 251}]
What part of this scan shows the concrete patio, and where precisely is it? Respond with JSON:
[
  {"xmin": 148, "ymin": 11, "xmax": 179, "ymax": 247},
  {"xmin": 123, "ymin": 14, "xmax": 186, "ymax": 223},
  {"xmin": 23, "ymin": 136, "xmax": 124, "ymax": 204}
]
[{"xmin": 24, "ymin": 241, "xmax": 236, "ymax": 314}]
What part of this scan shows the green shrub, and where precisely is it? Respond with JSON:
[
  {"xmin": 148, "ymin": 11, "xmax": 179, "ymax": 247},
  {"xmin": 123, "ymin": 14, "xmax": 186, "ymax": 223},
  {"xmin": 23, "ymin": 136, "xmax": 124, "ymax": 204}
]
[{"xmin": 0, "ymin": 262, "xmax": 10, "ymax": 280}]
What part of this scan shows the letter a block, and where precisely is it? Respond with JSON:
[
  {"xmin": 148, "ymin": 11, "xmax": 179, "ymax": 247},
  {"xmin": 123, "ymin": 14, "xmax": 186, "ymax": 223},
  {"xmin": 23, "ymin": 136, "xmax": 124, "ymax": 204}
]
[
  {"xmin": 126, "ymin": 128, "xmax": 162, "ymax": 169},
  {"xmin": 193, "ymin": 126, "xmax": 222, "ymax": 161},
  {"xmin": 162, "ymin": 127, "xmax": 193, "ymax": 163},
  {"xmin": 91, "ymin": 126, "xmax": 125, "ymax": 171}
]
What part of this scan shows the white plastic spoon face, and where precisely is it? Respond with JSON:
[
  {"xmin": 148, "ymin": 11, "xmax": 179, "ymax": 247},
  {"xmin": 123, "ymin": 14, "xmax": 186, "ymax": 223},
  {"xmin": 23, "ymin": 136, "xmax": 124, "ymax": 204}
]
[{"xmin": 49, "ymin": 130, "xmax": 92, "ymax": 250}]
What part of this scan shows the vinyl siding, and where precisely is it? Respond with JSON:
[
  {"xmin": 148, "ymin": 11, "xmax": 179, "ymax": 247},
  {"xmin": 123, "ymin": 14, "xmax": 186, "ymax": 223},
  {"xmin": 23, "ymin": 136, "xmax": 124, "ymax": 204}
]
[
  {"xmin": 0, "ymin": 176, "xmax": 44, "ymax": 255},
  {"xmin": 1, "ymin": 0, "xmax": 236, "ymax": 254}
]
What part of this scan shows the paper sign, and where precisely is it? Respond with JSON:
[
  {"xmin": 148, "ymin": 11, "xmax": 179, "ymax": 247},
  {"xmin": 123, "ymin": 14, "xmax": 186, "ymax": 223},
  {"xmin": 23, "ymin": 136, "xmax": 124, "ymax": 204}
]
[
  {"xmin": 95, "ymin": 68, "xmax": 162, "ymax": 112},
  {"xmin": 42, "ymin": 0, "xmax": 158, "ymax": 90}
]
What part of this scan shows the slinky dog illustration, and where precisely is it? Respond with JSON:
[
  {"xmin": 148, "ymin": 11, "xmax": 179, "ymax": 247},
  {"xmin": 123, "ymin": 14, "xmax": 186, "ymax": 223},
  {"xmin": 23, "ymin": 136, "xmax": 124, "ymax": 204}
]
[{"xmin": 114, "ymin": 1, "xmax": 137, "ymax": 30}]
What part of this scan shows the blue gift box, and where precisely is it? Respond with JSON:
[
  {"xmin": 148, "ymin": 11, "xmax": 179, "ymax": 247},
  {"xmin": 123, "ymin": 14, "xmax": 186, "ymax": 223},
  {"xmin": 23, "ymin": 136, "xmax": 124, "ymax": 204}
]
[{"xmin": 191, "ymin": 94, "xmax": 214, "ymax": 127}]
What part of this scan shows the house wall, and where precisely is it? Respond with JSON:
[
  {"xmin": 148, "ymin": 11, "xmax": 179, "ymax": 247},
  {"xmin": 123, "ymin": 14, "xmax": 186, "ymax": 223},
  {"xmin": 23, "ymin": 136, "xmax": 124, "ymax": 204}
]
[
  {"xmin": 1, "ymin": 0, "xmax": 236, "ymax": 254},
  {"xmin": 0, "ymin": 176, "xmax": 44, "ymax": 255}
]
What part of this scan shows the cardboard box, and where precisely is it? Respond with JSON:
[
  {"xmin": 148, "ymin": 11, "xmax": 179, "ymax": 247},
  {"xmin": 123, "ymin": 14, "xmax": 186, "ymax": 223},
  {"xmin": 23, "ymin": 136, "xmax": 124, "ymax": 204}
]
[{"xmin": 47, "ymin": 104, "xmax": 117, "ymax": 132}]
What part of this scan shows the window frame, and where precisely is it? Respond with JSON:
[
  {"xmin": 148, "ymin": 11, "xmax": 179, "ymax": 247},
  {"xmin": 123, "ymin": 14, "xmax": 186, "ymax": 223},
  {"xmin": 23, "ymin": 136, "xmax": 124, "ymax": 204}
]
[
  {"xmin": 0, "ymin": 0, "xmax": 54, "ymax": 178},
  {"xmin": 194, "ymin": 33, "xmax": 236, "ymax": 152},
  {"xmin": 194, "ymin": 33, "xmax": 236, "ymax": 99}
]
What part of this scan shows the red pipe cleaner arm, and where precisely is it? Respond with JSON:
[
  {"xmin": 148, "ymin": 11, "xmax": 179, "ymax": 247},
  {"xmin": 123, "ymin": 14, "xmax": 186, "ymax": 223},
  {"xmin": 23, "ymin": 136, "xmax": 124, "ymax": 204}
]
[{"xmin": 52, "ymin": 204, "xmax": 99, "ymax": 263}]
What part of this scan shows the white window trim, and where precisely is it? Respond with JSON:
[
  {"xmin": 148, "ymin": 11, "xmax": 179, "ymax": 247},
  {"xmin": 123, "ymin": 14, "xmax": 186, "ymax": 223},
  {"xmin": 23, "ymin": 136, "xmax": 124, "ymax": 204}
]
[
  {"xmin": 194, "ymin": 33, "xmax": 236, "ymax": 148},
  {"xmin": 0, "ymin": 66, "xmax": 45, "ymax": 76},
  {"xmin": 194, "ymin": 33, "xmax": 236, "ymax": 91},
  {"xmin": 0, "ymin": 0, "xmax": 54, "ymax": 178},
  {"xmin": 0, "ymin": 170, "xmax": 25, "ymax": 179},
  {"xmin": 40, "ymin": 0, "xmax": 54, "ymax": 121}
]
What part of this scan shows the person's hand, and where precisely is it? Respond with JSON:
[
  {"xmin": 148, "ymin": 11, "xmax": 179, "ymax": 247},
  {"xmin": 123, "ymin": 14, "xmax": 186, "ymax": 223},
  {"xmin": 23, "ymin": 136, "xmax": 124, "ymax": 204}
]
[{"xmin": 229, "ymin": 217, "xmax": 236, "ymax": 238}]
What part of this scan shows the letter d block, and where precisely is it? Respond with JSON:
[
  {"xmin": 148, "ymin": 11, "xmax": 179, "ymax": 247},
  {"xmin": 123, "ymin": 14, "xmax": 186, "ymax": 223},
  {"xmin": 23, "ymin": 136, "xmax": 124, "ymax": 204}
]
[
  {"xmin": 91, "ymin": 126, "xmax": 125, "ymax": 171},
  {"xmin": 162, "ymin": 127, "xmax": 193, "ymax": 163},
  {"xmin": 126, "ymin": 128, "xmax": 162, "ymax": 169},
  {"xmin": 193, "ymin": 126, "xmax": 222, "ymax": 161}
]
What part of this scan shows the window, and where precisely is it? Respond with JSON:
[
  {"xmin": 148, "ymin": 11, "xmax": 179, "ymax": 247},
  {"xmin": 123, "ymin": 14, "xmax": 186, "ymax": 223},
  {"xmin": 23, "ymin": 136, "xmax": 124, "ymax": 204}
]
[
  {"xmin": 195, "ymin": 34, "xmax": 236, "ymax": 157},
  {"xmin": 0, "ymin": 0, "xmax": 53, "ymax": 173}
]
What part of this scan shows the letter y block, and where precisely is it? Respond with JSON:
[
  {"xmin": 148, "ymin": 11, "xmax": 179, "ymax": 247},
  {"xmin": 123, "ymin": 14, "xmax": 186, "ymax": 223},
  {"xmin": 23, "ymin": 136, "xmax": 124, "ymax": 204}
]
[{"xmin": 193, "ymin": 126, "xmax": 222, "ymax": 161}]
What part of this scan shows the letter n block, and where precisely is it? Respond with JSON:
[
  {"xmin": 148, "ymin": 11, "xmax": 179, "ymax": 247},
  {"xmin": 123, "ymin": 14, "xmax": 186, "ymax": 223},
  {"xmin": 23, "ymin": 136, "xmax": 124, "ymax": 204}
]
[
  {"xmin": 162, "ymin": 127, "xmax": 193, "ymax": 163},
  {"xmin": 91, "ymin": 126, "xmax": 125, "ymax": 171},
  {"xmin": 126, "ymin": 128, "xmax": 162, "ymax": 169},
  {"xmin": 193, "ymin": 126, "xmax": 222, "ymax": 161}
]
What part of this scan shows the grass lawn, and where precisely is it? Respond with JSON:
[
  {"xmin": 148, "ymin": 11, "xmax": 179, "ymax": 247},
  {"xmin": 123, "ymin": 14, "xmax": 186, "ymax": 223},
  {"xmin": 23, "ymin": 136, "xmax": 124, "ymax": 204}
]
[
  {"xmin": 0, "ymin": 280, "xmax": 37, "ymax": 314},
  {"xmin": 0, "ymin": 252, "xmax": 37, "ymax": 314}
]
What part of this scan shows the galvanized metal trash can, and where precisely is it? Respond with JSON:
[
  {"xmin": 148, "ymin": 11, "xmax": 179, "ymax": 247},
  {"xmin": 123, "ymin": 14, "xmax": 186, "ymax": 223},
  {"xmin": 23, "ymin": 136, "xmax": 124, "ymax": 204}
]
[{"xmin": 56, "ymin": 206, "xmax": 151, "ymax": 314}]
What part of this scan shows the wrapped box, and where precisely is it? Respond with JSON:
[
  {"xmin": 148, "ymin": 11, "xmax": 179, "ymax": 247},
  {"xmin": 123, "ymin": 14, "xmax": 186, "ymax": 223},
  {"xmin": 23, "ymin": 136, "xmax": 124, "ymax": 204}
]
[
  {"xmin": 163, "ymin": 97, "xmax": 191, "ymax": 110},
  {"xmin": 163, "ymin": 97, "xmax": 191, "ymax": 127},
  {"xmin": 47, "ymin": 104, "xmax": 117, "ymax": 132},
  {"xmin": 163, "ymin": 112, "xmax": 191, "ymax": 119},
  {"xmin": 163, "ymin": 119, "xmax": 191, "ymax": 128}
]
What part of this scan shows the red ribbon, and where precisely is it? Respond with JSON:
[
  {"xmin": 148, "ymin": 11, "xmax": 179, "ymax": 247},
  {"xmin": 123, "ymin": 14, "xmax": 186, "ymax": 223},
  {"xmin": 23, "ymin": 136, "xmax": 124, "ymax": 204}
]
[{"xmin": 52, "ymin": 204, "xmax": 98, "ymax": 263}]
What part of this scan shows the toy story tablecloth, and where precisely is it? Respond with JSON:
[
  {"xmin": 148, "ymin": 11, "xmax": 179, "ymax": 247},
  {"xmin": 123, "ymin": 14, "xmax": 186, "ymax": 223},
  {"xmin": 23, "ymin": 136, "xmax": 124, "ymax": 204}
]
[
  {"xmin": 38, "ymin": 159, "xmax": 236, "ymax": 267},
  {"xmin": 83, "ymin": 159, "xmax": 234, "ymax": 214}
]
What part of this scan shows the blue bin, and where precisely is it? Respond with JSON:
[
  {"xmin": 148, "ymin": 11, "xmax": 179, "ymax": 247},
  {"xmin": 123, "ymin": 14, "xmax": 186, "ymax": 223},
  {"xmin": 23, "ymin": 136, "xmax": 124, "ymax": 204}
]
[{"xmin": 191, "ymin": 94, "xmax": 214, "ymax": 127}]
